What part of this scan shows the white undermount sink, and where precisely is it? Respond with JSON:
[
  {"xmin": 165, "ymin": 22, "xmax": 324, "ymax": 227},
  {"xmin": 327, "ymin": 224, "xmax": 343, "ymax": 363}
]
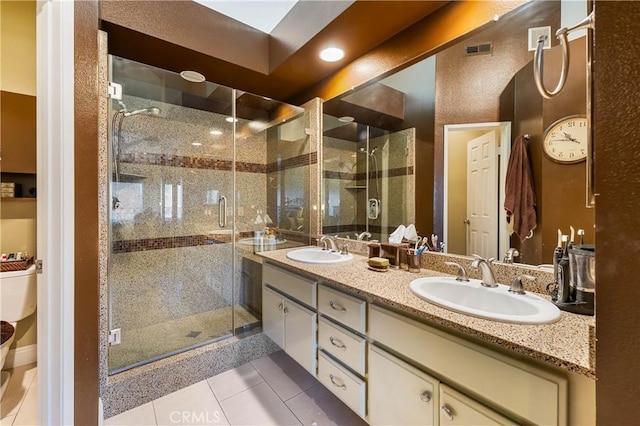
[
  {"xmin": 286, "ymin": 247, "xmax": 353, "ymax": 264},
  {"xmin": 409, "ymin": 277, "xmax": 561, "ymax": 324}
]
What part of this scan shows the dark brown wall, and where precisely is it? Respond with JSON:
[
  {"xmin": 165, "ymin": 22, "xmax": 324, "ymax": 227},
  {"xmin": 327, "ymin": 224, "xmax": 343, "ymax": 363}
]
[
  {"xmin": 511, "ymin": 38, "xmax": 594, "ymax": 265},
  {"xmin": 594, "ymin": 1, "xmax": 640, "ymax": 423},
  {"xmin": 75, "ymin": 1, "xmax": 100, "ymax": 424},
  {"xmin": 100, "ymin": 0, "xmax": 269, "ymax": 73}
]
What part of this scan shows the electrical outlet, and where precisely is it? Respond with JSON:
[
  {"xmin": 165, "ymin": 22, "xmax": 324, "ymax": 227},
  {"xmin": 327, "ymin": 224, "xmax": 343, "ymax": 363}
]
[{"xmin": 528, "ymin": 26, "xmax": 551, "ymax": 51}]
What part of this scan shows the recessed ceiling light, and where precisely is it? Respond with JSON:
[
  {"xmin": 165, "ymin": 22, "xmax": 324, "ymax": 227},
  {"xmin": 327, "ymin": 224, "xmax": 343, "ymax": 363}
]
[
  {"xmin": 180, "ymin": 70, "xmax": 206, "ymax": 83},
  {"xmin": 338, "ymin": 116, "xmax": 354, "ymax": 123},
  {"xmin": 210, "ymin": 130, "xmax": 223, "ymax": 135},
  {"xmin": 225, "ymin": 117, "xmax": 238, "ymax": 123},
  {"xmin": 192, "ymin": 142, "xmax": 202, "ymax": 146},
  {"xmin": 320, "ymin": 47, "xmax": 345, "ymax": 62}
]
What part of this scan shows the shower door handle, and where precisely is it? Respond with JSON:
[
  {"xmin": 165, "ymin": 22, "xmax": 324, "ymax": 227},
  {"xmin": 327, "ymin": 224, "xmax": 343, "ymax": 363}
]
[{"xmin": 219, "ymin": 196, "xmax": 227, "ymax": 228}]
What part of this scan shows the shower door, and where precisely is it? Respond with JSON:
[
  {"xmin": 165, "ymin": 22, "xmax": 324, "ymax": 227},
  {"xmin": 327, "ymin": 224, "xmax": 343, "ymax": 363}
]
[
  {"xmin": 107, "ymin": 56, "xmax": 308, "ymax": 374},
  {"xmin": 107, "ymin": 56, "xmax": 237, "ymax": 373}
]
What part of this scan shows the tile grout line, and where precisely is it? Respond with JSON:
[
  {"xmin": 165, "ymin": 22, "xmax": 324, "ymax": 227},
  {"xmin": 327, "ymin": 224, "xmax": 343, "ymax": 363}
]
[{"xmin": 249, "ymin": 360, "xmax": 303, "ymax": 425}]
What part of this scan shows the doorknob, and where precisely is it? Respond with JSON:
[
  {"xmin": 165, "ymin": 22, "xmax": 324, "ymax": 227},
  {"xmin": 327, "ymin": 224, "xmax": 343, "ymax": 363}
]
[{"xmin": 463, "ymin": 219, "xmax": 471, "ymax": 225}]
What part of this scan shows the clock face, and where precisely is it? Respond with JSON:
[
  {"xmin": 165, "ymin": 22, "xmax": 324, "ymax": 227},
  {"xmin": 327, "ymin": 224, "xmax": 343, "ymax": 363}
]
[{"xmin": 542, "ymin": 116, "xmax": 588, "ymax": 163}]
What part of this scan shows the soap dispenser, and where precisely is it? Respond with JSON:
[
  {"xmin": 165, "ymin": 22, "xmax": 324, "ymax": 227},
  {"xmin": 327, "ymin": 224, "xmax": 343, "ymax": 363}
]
[{"xmin": 556, "ymin": 235, "xmax": 571, "ymax": 303}]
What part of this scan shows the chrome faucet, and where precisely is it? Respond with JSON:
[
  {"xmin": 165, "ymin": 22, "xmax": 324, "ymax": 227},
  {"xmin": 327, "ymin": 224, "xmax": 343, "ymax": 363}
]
[
  {"xmin": 319, "ymin": 235, "xmax": 339, "ymax": 252},
  {"xmin": 470, "ymin": 255, "xmax": 498, "ymax": 288},
  {"xmin": 503, "ymin": 248, "xmax": 520, "ymax": 264},
  {"xmin": 508, "ymin": 274, "xmax": 536, "ymax": 295},
  {"xmin": 356, "ymin": 231, "xmax": 372, "ymax": 241},
  {"xmin": 444, "ymin": 262, "xmax": 469, "ymax": 282}
]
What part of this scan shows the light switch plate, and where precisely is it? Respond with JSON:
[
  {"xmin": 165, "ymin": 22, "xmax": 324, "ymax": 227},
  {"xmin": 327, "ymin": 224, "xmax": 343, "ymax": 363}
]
[{"xmin": 528, "ymin": 26, "xmax": 552, "ymax": 51}]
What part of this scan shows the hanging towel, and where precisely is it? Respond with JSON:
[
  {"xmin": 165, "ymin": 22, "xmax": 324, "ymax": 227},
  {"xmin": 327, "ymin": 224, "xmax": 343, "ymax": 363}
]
[{"xmin": 504, "ymin": 135, "xmax": 537, "ymax": 241}]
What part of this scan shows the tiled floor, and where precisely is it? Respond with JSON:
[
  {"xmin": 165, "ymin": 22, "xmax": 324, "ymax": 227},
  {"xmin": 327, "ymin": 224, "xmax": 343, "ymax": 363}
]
[
  {"xmin": 0, "ymin": 363, "xmax": 38, "ymax": 426},
  {"xmin": 106, "ymin": 350, "xmax": 367, "ymax": 426}
]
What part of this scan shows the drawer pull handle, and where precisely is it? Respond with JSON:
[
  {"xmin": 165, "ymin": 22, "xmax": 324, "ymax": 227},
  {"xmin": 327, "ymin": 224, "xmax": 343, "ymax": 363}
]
[
  {"xmin": 278, "ymin": 303, "xmax": 283, "ymax": 311},
  {"xmin": 329, "ymin": 336, "xmax": 347, "ymax": 350},
  {"xmin": 329, "ymin": 300, "xmax": 347, "ymax": 312},
  {"xmin": 329, "ymin": 374, "xmax": 347, "ymax": 390},
  {"xmin": 441, "ymin": 404, "xmax": 455, "ymax": 421},
  {"xmin": 420, "ymin": 391, "xmax": 431, "ymax": 403}
]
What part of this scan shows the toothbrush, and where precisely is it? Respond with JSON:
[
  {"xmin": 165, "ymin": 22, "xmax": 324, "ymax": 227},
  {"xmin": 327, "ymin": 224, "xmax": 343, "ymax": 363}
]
[{"xmin": 570, "ymin": 226, "xmax": 575, "ymax": 245}]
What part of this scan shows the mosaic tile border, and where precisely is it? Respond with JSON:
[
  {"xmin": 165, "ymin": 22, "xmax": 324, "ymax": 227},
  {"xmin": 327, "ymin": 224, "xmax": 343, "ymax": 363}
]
[
  {"xmin": 113, "ymin": 232, "xmax": 254, "ymax": 253},
  {"xmin": 323, "ymin": 165, "xmax": 414, "ymax": 181},
  {"xmin": 120, "ymin": 152, "xmax": 318, "ymax": 174},
  {"xmin": 267, "ymin": 151, "xmax": 318, "ymax": 173}
]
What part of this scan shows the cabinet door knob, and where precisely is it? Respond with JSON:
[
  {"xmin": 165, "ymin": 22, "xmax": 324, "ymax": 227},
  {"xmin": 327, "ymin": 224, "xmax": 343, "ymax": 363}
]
[
  {"xmin": 329, "ymin": 300, "xmax": 347, "ymax": 312},
  {"xmin": 441, "ymin": 404, "xmax": 455, "ymax": 421},
  {"xmin": 420, "ymin": 391, "xmax": 431, "ymax": 403},
  {"xmin": 278, "ymin": 303, "xmax": 283, "ymax": 311},
  {"xmin": 329, "ymin": 374, "xmax": 347, "ymax": 390},
  {"xmin": 283, "ymin": 307, "xmax": 289, "ymax": 315},
  {"xmin": 329, "ymin": 336, "xmax": 347, "ymax": 350}
]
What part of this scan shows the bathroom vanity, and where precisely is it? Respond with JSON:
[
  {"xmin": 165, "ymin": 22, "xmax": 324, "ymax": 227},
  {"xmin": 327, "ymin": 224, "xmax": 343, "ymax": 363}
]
[{"xmin": 260, "ymin": 248, "xmax": 595, "ymax": 425}]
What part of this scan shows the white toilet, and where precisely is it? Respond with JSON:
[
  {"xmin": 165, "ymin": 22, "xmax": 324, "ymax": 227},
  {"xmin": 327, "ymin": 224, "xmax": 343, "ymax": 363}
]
[{"xmin": 0, "ymin": 265, "xmax": 37, "ymax": 400}]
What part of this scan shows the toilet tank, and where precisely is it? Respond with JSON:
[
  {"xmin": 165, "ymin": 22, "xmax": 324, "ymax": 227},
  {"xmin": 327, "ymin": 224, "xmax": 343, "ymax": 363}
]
[{"xmin": 0, "ymin": 265, "xmax": 37, "ymax": 322}]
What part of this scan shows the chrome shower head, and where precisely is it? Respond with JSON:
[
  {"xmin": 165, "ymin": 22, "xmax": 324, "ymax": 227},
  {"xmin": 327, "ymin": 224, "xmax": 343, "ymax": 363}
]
[{"xmin": 123, "ymin": 106, "xmax": 161, "ymax": 117}]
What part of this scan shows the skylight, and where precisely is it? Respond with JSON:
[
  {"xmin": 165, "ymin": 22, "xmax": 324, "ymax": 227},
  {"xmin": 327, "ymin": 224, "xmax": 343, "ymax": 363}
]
[{"xmin": 193, "ymin": 0, "xmax": 299, "ymax": 34}]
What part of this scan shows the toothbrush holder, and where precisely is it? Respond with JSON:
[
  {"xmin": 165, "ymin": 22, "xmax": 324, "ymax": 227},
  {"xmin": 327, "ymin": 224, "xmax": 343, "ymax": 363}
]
[{"xmin": 406, "ymin": 248, "xmax": 421, "ymax": 273}]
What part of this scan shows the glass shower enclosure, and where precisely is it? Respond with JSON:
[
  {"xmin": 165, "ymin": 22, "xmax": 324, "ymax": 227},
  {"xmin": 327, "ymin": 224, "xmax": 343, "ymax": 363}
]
[
  {"xmin": 322, "ymin": 114, "xmax": 414, "ymax": 242},
  {"xmin": 107, "ymin": 56, "xmax": 307, "ymax": 373}
]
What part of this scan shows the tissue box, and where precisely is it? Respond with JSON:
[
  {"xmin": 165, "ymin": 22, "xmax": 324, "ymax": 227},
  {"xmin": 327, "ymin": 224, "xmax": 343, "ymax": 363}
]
[
  {"xmin": 0, "ymin": 183, "xmax": 22, "ymax": 197},
  {"xmin": 380, "ymin": 242, "xmax": 409, "ymax": 268}
]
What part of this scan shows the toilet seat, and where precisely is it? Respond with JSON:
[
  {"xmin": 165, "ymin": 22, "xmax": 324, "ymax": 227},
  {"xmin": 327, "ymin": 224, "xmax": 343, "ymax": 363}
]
[{"xmin": 1, "ymin": 321, "xmax": 15, "ymax": 346}]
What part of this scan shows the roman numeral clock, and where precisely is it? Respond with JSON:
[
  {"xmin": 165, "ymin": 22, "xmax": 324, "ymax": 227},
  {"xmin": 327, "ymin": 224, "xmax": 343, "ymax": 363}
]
[{"xmin": 542, "ymin": 115, "xmax": 588, "ymax": 164}]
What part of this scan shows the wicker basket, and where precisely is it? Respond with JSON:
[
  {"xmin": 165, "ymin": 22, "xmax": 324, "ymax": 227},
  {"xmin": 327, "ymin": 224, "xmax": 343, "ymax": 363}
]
[{"xmin": 1, "ymin": 257, "xmax": 34, "ymax": 272}]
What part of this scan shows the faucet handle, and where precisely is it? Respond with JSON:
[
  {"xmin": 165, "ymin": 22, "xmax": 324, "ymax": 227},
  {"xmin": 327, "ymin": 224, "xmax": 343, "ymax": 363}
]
[
  {"xmin": 444, "ymin": 262, "xmax": 469, "ymax": 282},
  {"xmin": 508, "ymin": 274, "xmax": 536, "ymax": 295},
  {"xmin": 340, "ymin": 244, "xmax": 349, "ymax": 255}
]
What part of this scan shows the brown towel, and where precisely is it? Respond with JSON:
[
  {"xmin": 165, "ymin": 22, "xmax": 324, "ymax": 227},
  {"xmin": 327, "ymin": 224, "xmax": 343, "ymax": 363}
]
[{"xmin": 504, "ymin": 135, "xmax": 537, "ymax": 241}]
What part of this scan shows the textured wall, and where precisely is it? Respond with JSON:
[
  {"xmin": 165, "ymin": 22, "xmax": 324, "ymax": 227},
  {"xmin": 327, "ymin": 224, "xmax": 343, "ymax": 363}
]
[{"xmin": 594, "ymin": 1, "xmax": 640, "ymax": 423}]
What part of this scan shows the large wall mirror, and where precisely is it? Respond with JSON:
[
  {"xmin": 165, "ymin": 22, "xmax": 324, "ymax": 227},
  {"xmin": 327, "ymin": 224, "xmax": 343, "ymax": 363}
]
[{"xmin": 322, "ymin": 0, "xmax": 594, "ymax": 267}]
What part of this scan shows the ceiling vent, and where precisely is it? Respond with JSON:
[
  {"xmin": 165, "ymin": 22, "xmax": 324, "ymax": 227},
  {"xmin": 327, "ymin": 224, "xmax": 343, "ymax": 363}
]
[{"xmin": 464, "ymin": 43, "xmax": 493, "ymax": 56}]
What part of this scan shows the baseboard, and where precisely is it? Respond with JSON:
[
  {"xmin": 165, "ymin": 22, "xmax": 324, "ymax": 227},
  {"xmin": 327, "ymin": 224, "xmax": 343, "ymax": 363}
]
[{"xmin": 5, "ymin": 344, "xmax": 37, "ymax": 369}]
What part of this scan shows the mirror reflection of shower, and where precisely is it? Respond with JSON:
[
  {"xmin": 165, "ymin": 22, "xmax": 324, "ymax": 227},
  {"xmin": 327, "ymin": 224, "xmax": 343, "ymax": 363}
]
[
  {"xmin": 360, "ymin": 145, "xmax": 381, "ymax": 220},
  {"xmin": 111, "ymin": 104, "xmax": 161, "ymax": 210}
]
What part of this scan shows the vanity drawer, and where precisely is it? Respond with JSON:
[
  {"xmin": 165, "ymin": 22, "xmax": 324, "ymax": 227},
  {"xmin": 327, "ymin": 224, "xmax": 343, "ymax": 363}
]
[
  {"xmin": 318, "ymin": 316, "xmax": 366, "ymax": 375},
  {"xmin": 369, "ymin": 305, "xmax": 567, "ymax": 425},
  {"xmin": 263, "ymin": 263, "xmax": 317, "ymax": 308},
  {"xmin": 318, "ymin": 350, "xmax": 366, "ymax": 419},
  {"xmin": 318, "ymin": 285, "xmax": 366, "ymax": 333}
]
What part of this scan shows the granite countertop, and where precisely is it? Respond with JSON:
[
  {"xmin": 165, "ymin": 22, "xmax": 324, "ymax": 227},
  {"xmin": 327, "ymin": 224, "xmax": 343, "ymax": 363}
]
[{"xmin": 258, "ymin": 247, "xmax": 596, "ymax": 379}]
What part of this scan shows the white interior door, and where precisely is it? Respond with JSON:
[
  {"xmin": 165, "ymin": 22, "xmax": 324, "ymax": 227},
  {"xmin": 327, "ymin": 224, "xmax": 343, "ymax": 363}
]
[{"xmin": 466, "ymin": 131, "xmax": 498, "ymax": 259}]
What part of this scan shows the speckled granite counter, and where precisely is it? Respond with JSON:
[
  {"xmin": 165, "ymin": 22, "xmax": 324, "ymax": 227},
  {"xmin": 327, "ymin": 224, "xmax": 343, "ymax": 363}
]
[{"xmin": 259, "ymin": 247, "xmax": 596, "ymax": 379}]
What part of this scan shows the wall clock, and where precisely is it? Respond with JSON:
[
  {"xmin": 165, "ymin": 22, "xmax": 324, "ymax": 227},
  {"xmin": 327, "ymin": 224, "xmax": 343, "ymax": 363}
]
[{"xmin": 542, "ymin": 115, "xmax": 588, "ymax": 164}]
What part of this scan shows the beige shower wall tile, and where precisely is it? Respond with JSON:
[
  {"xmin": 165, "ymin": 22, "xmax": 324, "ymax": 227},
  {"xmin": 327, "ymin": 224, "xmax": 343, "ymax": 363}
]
[{"xmin": 110, "ymin": 245, "xmax": 236, "ymax": 331}]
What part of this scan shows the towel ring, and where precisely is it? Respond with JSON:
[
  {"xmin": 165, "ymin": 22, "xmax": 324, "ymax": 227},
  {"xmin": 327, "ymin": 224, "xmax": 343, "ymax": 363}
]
[
  {"xmin": 533, "ymin": 11, "xmax": 594, "ymax": 99},
  {"xmin": 525, "ymin": 230, "xmax": 534, "ymax": 240}
]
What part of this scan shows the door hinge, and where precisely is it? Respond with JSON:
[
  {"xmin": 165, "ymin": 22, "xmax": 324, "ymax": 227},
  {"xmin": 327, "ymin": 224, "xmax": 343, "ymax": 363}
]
[
  {"xmin": 35, "ymin": 259, "xmax": 43, "ymax": 274},
  {"xmin": 108, "ymin": 328, "xmax": 121, "ymax": 346},
  {"xmin": 108, "ymin": 82, "xmax": 122, "ymax": 100}
]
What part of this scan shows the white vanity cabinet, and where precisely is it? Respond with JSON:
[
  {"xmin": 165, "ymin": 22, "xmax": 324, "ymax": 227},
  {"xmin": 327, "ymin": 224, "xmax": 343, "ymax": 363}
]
[
  {"xmin": 369, "ymin": 304, "xmax": 568, "ymax": 425},
  {"xmin": 316, "ymin": 284, "xmax": 368, "ymax": 419},
  {"xmin": 368, "ymin": 345, "xmax": 439, "ymax": 425},
  {"xmin": 262, "ymin": 264, "xmax": 317, "ymax": 375},
  {"xmin": 439, "ymin": 385, "xmax": 517, "ymax": 426}
]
